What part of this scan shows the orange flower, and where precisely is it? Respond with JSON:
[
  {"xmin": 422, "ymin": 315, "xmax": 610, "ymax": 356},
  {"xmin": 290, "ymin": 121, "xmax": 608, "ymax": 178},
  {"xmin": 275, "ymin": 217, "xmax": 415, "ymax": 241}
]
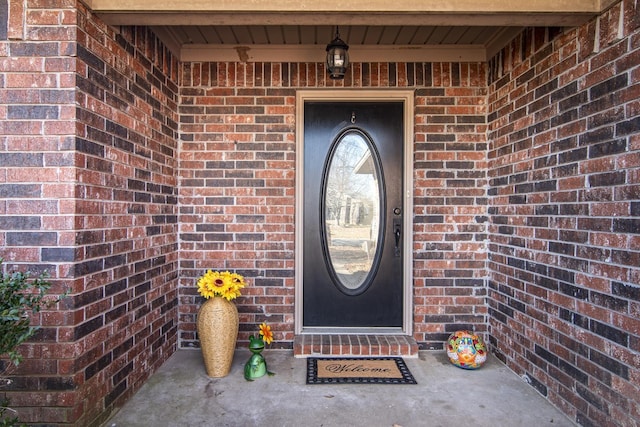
[{"xmin": 259, "ymin": 322, "xmax": 273, "ymax": 345}]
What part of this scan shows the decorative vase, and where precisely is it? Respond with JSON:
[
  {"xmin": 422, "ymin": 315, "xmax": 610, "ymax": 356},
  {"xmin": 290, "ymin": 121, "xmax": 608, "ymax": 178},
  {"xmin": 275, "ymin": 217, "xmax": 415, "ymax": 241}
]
[
  {"xmin": 197, "ymin": 297, "xmax": 239, "ymax": 377},
  {"xmin": 446, "ymin": 330, "xmax": 487, "ymax": 369}
]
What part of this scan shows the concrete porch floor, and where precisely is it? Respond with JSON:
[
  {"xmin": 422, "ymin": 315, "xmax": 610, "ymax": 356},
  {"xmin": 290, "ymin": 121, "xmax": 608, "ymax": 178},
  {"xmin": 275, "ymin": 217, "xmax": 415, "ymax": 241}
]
[{"xmin": 103, "ymin": 349, "xmax": 575, "ymax": 427}]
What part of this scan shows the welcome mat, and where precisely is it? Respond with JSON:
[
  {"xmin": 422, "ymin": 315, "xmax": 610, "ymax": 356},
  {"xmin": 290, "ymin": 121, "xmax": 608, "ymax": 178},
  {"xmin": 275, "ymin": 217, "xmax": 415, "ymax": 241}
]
[{"xmin": 306, "ymin": 357, "xmax": 417, "ymax": 384}]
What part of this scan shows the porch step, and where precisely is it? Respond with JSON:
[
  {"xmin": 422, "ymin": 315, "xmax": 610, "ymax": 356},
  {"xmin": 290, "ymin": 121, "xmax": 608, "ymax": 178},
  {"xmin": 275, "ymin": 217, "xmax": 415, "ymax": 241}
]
[{"xmin": 293, "ymin": 334, "xmax": 419, "ymax": 358}]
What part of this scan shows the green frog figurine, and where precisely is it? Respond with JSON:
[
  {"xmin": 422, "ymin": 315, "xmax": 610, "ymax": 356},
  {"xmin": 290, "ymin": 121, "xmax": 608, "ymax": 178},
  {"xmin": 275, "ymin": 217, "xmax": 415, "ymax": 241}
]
[{"xmin": 244, "ymin": 335, "xmax": 270, "ymax": 381}]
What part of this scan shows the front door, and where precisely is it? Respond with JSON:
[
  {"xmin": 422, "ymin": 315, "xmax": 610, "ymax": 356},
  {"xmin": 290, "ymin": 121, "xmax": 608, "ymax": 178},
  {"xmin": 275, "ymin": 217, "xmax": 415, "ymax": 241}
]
[{"xmin": 303, "ymin": 101, "xmax": 404, "ymax": 328}]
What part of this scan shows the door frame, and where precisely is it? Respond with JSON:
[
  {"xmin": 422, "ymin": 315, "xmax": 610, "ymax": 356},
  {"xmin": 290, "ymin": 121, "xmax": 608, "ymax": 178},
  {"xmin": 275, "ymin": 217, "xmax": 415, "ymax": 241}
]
[{"xmin": 294, "ymin": 89, "xmax": 415, "ymax": 335}]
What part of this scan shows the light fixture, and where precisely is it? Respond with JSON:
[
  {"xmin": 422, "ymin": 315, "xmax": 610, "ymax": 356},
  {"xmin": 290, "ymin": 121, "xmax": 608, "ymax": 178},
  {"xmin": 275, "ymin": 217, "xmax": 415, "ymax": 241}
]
[{"xmin": 326, "ymin": 27, "xmax": 349, "ymax": 80}]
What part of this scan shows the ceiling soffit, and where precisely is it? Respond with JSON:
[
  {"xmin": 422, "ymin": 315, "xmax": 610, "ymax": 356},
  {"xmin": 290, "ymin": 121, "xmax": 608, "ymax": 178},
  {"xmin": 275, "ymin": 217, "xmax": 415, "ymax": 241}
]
[{"xmin": 87, "ymin": 0, "xmax": 607, "ymax": 62}]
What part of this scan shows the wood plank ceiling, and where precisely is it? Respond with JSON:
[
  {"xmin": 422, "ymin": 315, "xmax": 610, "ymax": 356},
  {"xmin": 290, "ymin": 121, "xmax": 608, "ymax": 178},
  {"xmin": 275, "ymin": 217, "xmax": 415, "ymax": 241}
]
[
  {"xmin": 159, "ymin": 25, "xmax": 507, "ymax": 46},
  {"xmin": 152, "ymin": 25, "xmax": 524, "ymax": 62}
]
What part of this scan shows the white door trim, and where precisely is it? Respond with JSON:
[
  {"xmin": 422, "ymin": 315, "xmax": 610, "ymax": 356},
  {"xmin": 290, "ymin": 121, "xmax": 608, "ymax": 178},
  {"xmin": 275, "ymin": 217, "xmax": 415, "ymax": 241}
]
[{"xmin": 294, "ymin": 89, "xmax": 415, "ymax": 335}]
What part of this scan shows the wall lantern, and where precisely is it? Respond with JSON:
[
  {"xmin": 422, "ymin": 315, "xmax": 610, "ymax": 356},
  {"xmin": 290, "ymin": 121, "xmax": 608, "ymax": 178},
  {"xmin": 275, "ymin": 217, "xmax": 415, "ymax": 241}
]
[{"xmin": 326, "ymin": 27, "xmax": 349, "ymax": 80}]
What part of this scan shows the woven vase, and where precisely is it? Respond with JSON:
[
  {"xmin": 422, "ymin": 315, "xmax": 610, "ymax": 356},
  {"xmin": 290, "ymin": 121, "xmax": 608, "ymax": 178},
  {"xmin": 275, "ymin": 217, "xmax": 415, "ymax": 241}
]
[{"xmin": 196, "ymin": 297, "xmax": 239, "ymax": 377}]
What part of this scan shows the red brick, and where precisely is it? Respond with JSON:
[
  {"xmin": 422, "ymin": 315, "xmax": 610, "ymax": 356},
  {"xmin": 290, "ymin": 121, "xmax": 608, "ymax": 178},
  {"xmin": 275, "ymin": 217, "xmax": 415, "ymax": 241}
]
[{"xmin": 8, "ymin": 0, "xmax": 25, "ymax": 40}]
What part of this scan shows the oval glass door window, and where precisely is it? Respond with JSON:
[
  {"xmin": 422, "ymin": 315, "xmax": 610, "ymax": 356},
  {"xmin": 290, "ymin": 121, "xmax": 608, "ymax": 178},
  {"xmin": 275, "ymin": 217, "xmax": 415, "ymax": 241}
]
[{"xmin": 323, "ymin": 131, "xmax": 383, "ymax": 293}]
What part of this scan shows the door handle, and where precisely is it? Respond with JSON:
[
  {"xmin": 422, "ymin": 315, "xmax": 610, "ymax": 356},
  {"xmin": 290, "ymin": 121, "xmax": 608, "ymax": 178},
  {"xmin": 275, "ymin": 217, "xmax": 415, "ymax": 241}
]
[{"xmin": 393, "ymin": 219, "xmax": 401, "ymax": 257}]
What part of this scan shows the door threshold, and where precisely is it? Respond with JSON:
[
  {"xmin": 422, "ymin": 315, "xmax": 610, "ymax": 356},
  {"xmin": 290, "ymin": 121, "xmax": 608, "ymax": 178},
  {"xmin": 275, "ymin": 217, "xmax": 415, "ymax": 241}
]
[
  {"xmin": 300, "ymin": 327, "xmax": 406, "ymax": 335},
  {"xmin": 293, "ymin": 334, "xmax": 418, "ymax": 358}
]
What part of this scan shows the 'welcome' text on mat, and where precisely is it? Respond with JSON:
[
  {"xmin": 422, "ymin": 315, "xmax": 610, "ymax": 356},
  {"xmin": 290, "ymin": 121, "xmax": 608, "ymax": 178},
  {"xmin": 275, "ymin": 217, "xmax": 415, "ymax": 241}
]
[{"xmin": 306, "ymin": 357, "xmax": 417, "ymax": 384}]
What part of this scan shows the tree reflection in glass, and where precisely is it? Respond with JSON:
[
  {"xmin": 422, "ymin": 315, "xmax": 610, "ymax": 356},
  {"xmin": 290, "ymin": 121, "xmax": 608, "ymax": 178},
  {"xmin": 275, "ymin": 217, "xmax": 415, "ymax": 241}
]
[{"xmin": 324, "ymin": 132, "xmax": 381, "ymax": 291}]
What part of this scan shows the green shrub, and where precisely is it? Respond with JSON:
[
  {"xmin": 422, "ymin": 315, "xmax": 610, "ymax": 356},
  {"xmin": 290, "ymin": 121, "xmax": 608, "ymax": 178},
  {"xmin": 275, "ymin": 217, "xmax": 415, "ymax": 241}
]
[
  {"xmin": 0, "ymin": 397, "xmax": 20, "ymax": 427},
  {"xmin": 1, "ymin": 259, "xmax": 61, "ymax": 426},
  {"xmin": 0, "ymin": 261, "xmax": 54, "ymax": 366}
]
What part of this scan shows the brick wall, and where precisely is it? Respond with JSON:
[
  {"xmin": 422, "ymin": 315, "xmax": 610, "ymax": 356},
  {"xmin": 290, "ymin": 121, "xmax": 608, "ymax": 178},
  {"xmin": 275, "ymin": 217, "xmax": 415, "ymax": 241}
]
[
  {"xmin": 0, "ymin": 1, "xmax": 80, "ymax": 423},
  {"xmin": 178, "ymin": 62, "xmax": 489, "ymax": 350},
  {"xmin": 413, "ymin": 64, "xmax": 489, "ymax": 349},
  {"xmin": 487, "ymin": 1, "xmax": 640, "ymax": 425},
  {"xmin": 1, "ymin": 1, "xmax": 179, "ymax": 425}
]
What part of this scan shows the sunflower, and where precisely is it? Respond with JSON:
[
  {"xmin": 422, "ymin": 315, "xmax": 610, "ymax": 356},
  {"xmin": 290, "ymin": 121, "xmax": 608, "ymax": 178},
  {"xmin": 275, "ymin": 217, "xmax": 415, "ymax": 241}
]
[
  {"xmin": 221, "ymin": 284, "xmax": 240, "ymax": 301},
  {"xmin": 259, "ymin": 322, "xmax": 274, "ymax": 345},
  {"xmin": 196, "ymin": 270, "xmax": 246, "ymax": 301}
]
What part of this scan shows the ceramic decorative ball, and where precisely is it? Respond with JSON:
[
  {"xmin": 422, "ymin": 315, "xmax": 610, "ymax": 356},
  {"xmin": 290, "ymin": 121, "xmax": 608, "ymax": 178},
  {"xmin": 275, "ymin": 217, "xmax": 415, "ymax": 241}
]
[{"xmin": 446, "ymin": 330, "xmax": 487, "ymax": 369}]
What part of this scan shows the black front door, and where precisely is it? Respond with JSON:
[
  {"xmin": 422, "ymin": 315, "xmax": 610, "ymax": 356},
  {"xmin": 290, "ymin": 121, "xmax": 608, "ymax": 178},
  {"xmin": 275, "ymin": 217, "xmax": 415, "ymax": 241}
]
[{"xmin": 303, "ymin": 101, "xmax": 404, "ymax": 328}]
